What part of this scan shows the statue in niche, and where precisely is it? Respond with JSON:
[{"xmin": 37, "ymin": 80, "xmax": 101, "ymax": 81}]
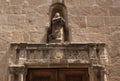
[{"xmin": 49, "ymin": 12, "xmax": 65, "ymax": 43}]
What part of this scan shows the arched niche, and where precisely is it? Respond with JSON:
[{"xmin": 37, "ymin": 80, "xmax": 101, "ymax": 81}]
[{"xmin": 47, "ymin": 3, "xmax": 69, "ymax": 43}]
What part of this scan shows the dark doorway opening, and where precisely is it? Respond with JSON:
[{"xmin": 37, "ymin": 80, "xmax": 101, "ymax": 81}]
[{"xmin": 26, "ymin": 68, "xmax": 89, "ymax": 81}]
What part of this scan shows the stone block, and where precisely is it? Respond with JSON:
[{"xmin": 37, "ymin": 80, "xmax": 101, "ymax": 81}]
[
  {"xmin": 79, "ymin": 0, "xmax": 96, "ymax": 7},
  {"xmin": 0, "ymin": 39, "xmax": 10, "ymax": 51},
  {"xmin": 36, "ymin": 27, "xmax": 47, "ymax": 34},
  {"xmin": 14, "ymin": 25, "xmax": 25, "ymax": 32},
  {"xmin": 0, "ymin": 52, "xmax": 7, "ymax": 81},
  {"xmin": 110, "ymin": 31, "xmax": 120, "ymax": 44},
  {"xmin": 67, "ymin": 4, "xmax": 103, "ymax": 17},
  {"xmin": 91, "ymin": 6, "xmax": 108, "ymax": 16},
  {"xmin": 21, "ymin": 5, "xmax": 35, "ymax": 14},
  {"xmin": 110, "ymin": 59, "xmax": 120, "ymax": 78},
  {"xmin": 102, "ymin": 26, "xmax": 111, "ymax": 35},
  {"xmin": 85, "ymin": 33, "xmax": 106, "ymax": 42},
  {"xmin": 23, "ymin": 32, "xmax": 30, "ymax": 42},
  {"xmin": 0, "ymin": 0, "xmax": 9, "ymax": 6},
  {"xmin": 68, "ymin": 16, "xmax": 86, "ymax": 28},
  {"xmin": 71, "ymin": 28, "xmax": 86, "ymax": 41},
  {"xmin": 112, "ymin": 0, "xmax": 120, "ymax": 7},
  {"xmin": 86, "ymin": 27, "xmax": 103, "ymax": 34},
  {"xmin": 78, "ymin": 7, "xmax": 91, "ymax": 16},
  {"xmin": 110, "ymin": 26, "xmax": 120, "ymax": 33},
  {"xmin": 87, "ymin": 16, "xmax": 105, "ymax": 27},
  {"xmin": 71, "ymin": 28, "xmax": 85, "ymax": 34},
  {"xmin": 67, "ymin": 7, "xmax": 79, "ymax": 16},
  {"xmin": 52, "ymin": 0, "xmax": 64, "ymax": 4},
  {"xmin": 0, "ymin": 15, "xmax": 8, "ymax": 25},
  {"xmin": 27, "ymin": 0, "xmax": 50, "ymax": 7},
  {"xmin": 0, "ymin": 32, "xmax": 12, "ymax": 42},
  {"xmin": 23, "ymin": 25, "xmax": 37, "ymax": 32},
  {"xmin": 105, "ymin": 16, "xmax": 120, "ymax": 26},
  {"xmin": 77, "ymin": 6, "xmax": 108, "ymax": 16},
  {"xmin": 65, "ymin": 0, "xmax": 80, "ymax": 7},
  {"xmin": 35, "ymin": 5, "xmax": 49, "ymax": 16},
  {"xmin": 110, "ymin": 46, "xmax": 120, "ymax": 61},
  {"xmin": 1, "ymin": 25, "xmax": 16, "ymax": 32},
  {"xmin": 109, "ymin": 7, "xmax": 120, "ymax": 16},
  {"xmin": 9, "ymin": 0, "xmax": 24, "ymax": 5},
  {"xmin": 0, "ymin": 32, "xmax": 11, "ymax": 51},
  {"xmin": 29, "ymin": 32, "xmax": 44, "ymax": 43},
  {"xmin": 11, "ymin": 32, "xmax": 24, "ymax": 43},
  {"xmin": 3, "ymin": 5, "xmax": 22, "ymax": 14},
  {"xmin": 96, "ymin": 0, "xmax": 113, "ymax": 7},
  {"xmin": 26, "ymin": 12, "xmax": 49, "ymax": 26},
  {"xmin": 0, "ymin": 6, "xmax": 3, "ymax": 14},
  {"xmin": 71, "ymin": 34, "xmax": 87, "ymax": 43},
  {"xmin": 7, "ymin": 15, "xmax": 26, "ymax": 26},
  {"xmin": 85, "ymin": 26, "xmax": 111, "ymax": 35}
]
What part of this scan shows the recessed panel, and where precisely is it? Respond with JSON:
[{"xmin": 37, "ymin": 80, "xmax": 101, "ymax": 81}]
[{"xmin": 26, "ymin": 69, "xmax": 89, "ymax": 81}]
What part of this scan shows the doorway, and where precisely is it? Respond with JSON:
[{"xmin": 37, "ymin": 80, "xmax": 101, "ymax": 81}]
[{"xmin": 26, "ymin": 68, "xmax": 89, "ymax": 81}]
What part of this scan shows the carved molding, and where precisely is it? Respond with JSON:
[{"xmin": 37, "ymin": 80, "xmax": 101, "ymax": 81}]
[
  {"xmin": 9, "ymin": 43, "xmax": 109, "ymax": 81},
  {"xmin": 8, "ymin": 65, "xmax": 27, "ymax": 81},
  {"xmin": 9, "ymin": 43, "xmax": 107, "ymax": 66}
]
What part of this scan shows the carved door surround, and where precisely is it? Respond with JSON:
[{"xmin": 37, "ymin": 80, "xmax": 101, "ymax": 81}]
[{"xmin": 8, "ymin": 43, "xmax": 109, "ymax": 81}]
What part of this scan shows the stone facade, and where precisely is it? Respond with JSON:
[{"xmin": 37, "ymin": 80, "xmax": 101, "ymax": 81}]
[{"xmin": 0, "ymin": 0, "xmax": 120, "ymax": 81}]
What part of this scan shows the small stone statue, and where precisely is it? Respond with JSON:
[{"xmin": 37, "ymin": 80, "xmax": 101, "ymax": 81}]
[{"xmin": 49, "ymin": 12, "xmax": 65, "ymax": 43}]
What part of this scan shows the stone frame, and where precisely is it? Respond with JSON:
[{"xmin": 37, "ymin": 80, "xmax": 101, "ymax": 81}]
[
  {"xmin": 8, "ymin": 64, "xmax": 108, "ymax": 81},
  {"xmin": 8, "ymin": 43, "xmax": 109, "ymax": 81}
]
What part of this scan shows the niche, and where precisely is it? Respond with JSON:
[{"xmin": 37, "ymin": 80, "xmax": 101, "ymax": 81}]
[{"xmin": 47, "ymin": 3, "xmax": 69, "ymax": 43}]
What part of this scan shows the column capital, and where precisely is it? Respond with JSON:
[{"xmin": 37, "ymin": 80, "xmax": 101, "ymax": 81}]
[{"xmin": 9, "ymin": 65, "xmax": 26, "ymax": 74}]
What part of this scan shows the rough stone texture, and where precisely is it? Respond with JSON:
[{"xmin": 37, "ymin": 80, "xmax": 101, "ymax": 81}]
[{"xmin": 0, "ymin": 0, "xmax": 119, "ymax": 81}]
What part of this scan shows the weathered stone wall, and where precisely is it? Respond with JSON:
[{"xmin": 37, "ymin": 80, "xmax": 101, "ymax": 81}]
[{"xmin": 0, "ymin": 0, "xmax": 120, "ymax": 81}]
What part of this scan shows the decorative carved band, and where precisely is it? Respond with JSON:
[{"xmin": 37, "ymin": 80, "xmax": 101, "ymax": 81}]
[{"xmin": 9, "ymin": 43, "xmax": 106, "ymax": 66}]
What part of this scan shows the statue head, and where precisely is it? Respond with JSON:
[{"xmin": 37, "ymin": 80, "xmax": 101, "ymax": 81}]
[{"xmin": 54, "ymin": 12, "xmax": 60, "ymax": 17}]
